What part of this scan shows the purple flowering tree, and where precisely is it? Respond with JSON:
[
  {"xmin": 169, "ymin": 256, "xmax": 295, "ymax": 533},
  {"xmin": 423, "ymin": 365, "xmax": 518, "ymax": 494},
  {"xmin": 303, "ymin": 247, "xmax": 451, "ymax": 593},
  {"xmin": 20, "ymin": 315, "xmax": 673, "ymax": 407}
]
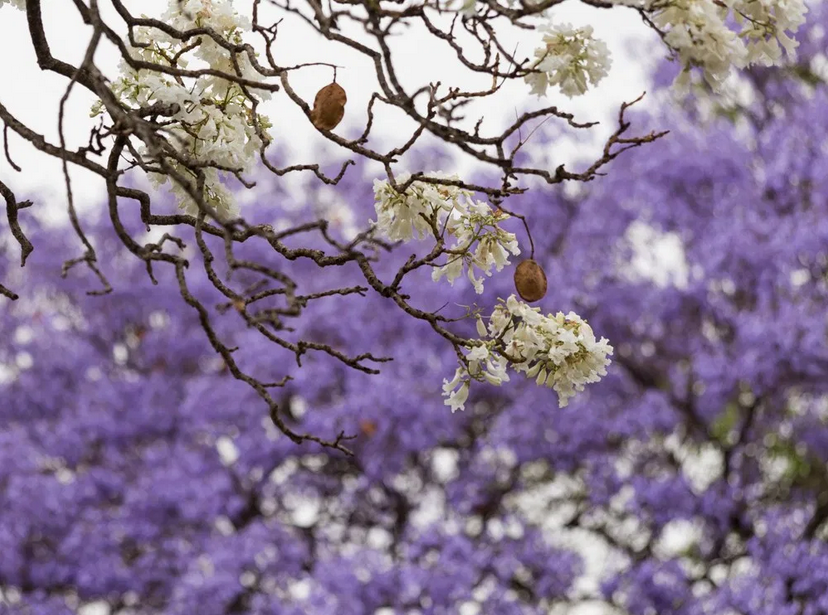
[{"xmin": 3, "ymin": 3, "xmax": 828, "ymax": 615}]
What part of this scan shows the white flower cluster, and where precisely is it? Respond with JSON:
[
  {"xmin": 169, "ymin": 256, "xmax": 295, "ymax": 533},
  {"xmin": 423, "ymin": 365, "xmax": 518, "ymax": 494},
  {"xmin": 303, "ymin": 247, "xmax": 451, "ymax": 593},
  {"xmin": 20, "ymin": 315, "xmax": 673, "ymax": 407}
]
[
  {"xmin": 525, "ymin": 24, "xmax": 612, "ymax": 98},
  {"xmin": 432, "ymin": 201, "xmax": 521, "ymax": 294},
  {"xmin": 522, "ymin": 0, "xmax": 805, "ymax": 97},
  {"xmin": 373, "ymin": 173, "xmax": 471, "ymax": 242},
  {"xmin": 653, "ymin": 0, "xmax": 807, "ymax": 89},
  {"xmin": 93, "ymin": 0, "xmax": 271, "ymax": 217},
  {"xmin": 443, "ymin": 295, "xmax": 614, "ymax": 412},
  {"xmin": 0, "ymin": 0, "xmax": 25, "ymax": 9},
  {"xmin": 738, "ymin": 0, "xmax": 807, "ymax": 64},
  {"xmin": 373, "ymin": 174, "xmax": 520, "ymax": 294}
]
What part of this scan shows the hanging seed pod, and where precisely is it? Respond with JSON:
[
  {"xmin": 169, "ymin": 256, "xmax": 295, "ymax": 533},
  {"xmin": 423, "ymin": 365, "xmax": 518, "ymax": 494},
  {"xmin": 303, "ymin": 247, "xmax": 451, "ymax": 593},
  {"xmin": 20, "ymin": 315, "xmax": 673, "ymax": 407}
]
[
  {"xmin": 514, "ymin": 259, "xmax": 547, "ymax": 302},
  {"xmin": 310, "ymin": 82, "xmax": 347, "ymax": 131}
]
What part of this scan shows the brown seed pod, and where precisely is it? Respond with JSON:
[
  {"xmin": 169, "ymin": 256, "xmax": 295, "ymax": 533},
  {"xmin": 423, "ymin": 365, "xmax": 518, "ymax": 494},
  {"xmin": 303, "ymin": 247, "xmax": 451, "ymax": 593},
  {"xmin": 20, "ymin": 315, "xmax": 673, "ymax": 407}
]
[
  {"xmin": 514, "ymin": 259, "xmax": 548, "ymax": 302},
  {"xmin": 310, "ymin": 82, "xmax": 347, "ymax": 131}
]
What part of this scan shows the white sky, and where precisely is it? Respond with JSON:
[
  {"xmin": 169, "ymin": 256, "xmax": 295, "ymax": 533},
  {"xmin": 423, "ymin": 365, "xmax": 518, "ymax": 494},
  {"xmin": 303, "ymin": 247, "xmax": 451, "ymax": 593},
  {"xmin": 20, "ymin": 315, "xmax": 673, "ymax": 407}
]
[{"xmin": 0, "ymin": 0, "xmax": 660, "ymax": 212}]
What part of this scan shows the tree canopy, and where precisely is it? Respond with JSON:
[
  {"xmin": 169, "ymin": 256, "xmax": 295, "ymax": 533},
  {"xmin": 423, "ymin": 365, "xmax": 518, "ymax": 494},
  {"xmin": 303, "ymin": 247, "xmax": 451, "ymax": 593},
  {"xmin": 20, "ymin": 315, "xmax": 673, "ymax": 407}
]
[{"xmin": 3, "ymin": 1, "xmax": 828, "ymax": 612}]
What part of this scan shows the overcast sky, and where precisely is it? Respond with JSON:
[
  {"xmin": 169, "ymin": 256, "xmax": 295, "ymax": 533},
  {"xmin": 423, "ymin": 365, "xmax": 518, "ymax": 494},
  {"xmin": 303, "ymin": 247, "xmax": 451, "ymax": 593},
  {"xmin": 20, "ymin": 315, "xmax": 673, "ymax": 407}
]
[{"xmin": 0, "ymin": 0, "xmax": 659, "ymax": 213}]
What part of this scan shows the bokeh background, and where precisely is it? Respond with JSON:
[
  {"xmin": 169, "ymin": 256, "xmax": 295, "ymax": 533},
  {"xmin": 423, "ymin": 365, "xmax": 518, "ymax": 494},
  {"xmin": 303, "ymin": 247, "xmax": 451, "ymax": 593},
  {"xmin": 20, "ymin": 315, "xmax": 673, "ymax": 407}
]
[{"xmin": 2, "ymin": 1, "xmax": 828, "ymax": 614}]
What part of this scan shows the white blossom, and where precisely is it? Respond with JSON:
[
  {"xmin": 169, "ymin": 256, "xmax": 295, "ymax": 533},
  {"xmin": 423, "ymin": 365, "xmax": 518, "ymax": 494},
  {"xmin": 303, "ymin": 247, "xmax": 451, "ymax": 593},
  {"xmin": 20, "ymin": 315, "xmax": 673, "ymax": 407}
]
[
  {"xmin": 441, "ymin": 341, "xmax": 512, "ymax": 412},
  {"xmin": 373, "ymin": 174, "xmax": 520, "ymax": 294},
  {"xmin": 161, "ymin": 0, "xmax": 270, "ymax": 99},
  {"xmin": 373, "ymin": 172, "xmax": 471, "ymax": 242},
  {"xmin": 91, "ymin": 0, "xmax": 271, "ymax": 216},
  {"xmin": 431, "ymin": 201, "xmax": 520, "ymax": 295},
  {"xmin": 446, "ymin": 381, "xmax": 470, "ymax": 413},
  {"xmin": 521, "ymin": 0, "xmax": 806, "ymax": 97},
  {"xmin": 655, "ymin": 0, "xmax": 748, "ymax": 89},
  {"xmin": 162, "ymin": 0, "xmax": 250, "ymax": 35},
  {"xmin": 652, "ymin": 0, "xmax": 807, "ymax": 89},
  {"xmin": 733, "ymin": 0, "xmax": 807, "ymax": 64},
  {"xmin": 0, "ymin": 0, "xmax": 25, "ymax": 9},
  {"xmin": 494, "ymin": 298, "xmax": 613, "ymax": 407},
  {"xmin": 442, "ymin": 367, "xmax": 471, "ymax": 413},
  {"xmin": 525, "ymin": 23, "xmax": 612, "ymax": 98},
  {"xmin": 442, "ymin": 296, "xmax": 613, "ymax": 412}
]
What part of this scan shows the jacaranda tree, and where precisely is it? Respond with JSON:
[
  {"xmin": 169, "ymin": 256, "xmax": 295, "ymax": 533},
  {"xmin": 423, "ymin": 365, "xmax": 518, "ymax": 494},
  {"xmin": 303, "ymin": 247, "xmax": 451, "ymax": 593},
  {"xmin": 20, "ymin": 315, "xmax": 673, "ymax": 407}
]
[{"xmin": 3, "ymin": 1, "xmax": 828, "ymax": 611}]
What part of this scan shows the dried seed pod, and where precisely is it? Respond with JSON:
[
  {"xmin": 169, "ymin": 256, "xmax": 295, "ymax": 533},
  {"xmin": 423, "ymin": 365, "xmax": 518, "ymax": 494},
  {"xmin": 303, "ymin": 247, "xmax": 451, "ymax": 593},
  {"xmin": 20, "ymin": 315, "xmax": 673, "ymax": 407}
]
[
  {"xmin": 310, "ymin": 82, "xmax": 347, "ymax": 131},
  {"xmin": 514, "ymin": 259, "xmax": 547, "ymax": 302}
]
